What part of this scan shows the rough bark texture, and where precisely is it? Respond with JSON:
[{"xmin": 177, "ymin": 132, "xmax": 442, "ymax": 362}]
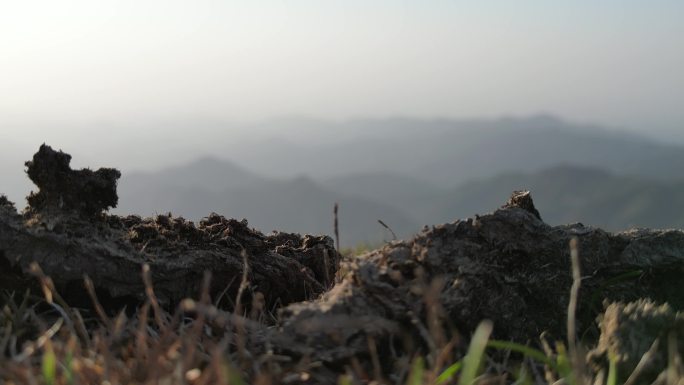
[
  {"xmin": 25, "ymin": 144, "xmax": 121, "ymax": 217},
  {"xmin": 0, "ymin": 145, "xmax": 339, "ymax": 313},
  {"xmin": 272, "ymin": 191, "xmax": 684, "ymax": 378}
]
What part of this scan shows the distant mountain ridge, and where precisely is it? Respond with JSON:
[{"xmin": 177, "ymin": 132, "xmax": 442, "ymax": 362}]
[
  {"xmin": 118, "ymin": 162, "xmax": 684, "ymax": 247},
  {"xmin": 117, "ymin": 165, "xmax": 419, "ymax": 247},
  {"xmin": 88, "ymin": 116, "xmax": 684, "ymax": 245},
  {"xmin": 219, "ymin": 115, "xmax": 684, "ymax": 186},
  {"xmin": 432, "ymin": 164, "xmax": 684, "ymax": 231}
]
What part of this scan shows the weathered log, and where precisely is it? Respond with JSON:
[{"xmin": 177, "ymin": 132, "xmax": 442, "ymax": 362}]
[{"xmin": 273, "ymin": 191, "xmax": 684, "ymax": 372}]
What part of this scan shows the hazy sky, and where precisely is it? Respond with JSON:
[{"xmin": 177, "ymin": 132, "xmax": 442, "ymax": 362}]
[{"xmin": 1, "ymin": 0, "xmax": 683, "ymax": 140}]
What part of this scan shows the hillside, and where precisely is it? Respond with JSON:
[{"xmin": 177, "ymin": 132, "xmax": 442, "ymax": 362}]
[
  {"xmin": 118, "ymin": 157, "xmax": 684, "ymax": 248},
  {"xmin": 117, "ymin": 164, "xmax": 419, "ymax": 246},
  {"xmin": 432, "ymin": 165, "xmax": 684, "ymax": 231},
  {"xmin": 106, "ymin": 116, "xmax": 684, "ymax": 245}
]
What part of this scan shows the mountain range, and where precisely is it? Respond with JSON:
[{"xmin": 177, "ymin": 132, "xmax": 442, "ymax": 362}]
[
  {"xmin": 113, "ymin": 116, "xmax": 684, "ymax": 246},
  {"xmin": 215, "ymin": 115, "xmax": 684, "ymax": 185}
]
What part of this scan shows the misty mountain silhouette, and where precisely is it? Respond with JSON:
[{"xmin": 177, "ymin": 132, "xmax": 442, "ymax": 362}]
[
  {"xmin": 117, "ymin": 164, "xmax": 418, "ymax": 247},
  {"xmin": 108, "ymin": 116, "xmax": 684, "ymax": 246},
  {"xmin": 431, "ymin": 165, "xmax": 684, "ymax": 230},
  {"xmin": 117, "ymin": 162, "xmax": 684, "ymax": 247},
  {"xmin": 223, "ymin": 116, "xmax": 684, "ymax": 185}
]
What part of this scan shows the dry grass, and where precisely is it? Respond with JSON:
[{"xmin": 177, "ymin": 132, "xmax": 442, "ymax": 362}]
[
  {"xmin": 0, "ymin": 263, "xmax": 274, "ymax": 385},
  {"xmin": 1, "ymin": 240, "xmax": 682, "ymax": 385}
]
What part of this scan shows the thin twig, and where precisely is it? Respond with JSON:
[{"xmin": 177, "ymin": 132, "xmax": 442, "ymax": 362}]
[
  {"xmin": 83, "ymin": 274, "xmax": 112, "ymax": 329},
  {"xmin": 234, "ymin": 248, "xmax": 250, "ymax": 365},
  {"xmin": 234, "ymin": 249, "xmax": 250, "ymax": 316},
  {"xmin": 141, "ymin": 264, "xmax": 165, "ymax": 329},
  {"xmin": 334, "ymin": 203, "xmax": 340, "ymax": 252},
  {"xmin": 378, "ymin": 219, "xmax": 397, "ymax": 240},
  {"xmin": 568, "ymin": 237, "xmax": 583, "ymax": 379},
  {"xmin": 367, "ymin": 335, "xmax": 383, "ymax": 383},
  {"xmin": 12, "ymin": 317, "xmax": 63, "ymax": 362},
  {"xmin": 323, "ymin": 249, "xmax": 331, "ymax": 288},
  {"xmin": 624, "ymin": 337, "xmax": 661, "ymax": 385}
]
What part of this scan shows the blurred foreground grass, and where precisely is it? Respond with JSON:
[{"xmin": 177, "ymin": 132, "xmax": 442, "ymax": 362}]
[
  {"xmin": 0, "ymin": 292, "xmax": 636, "ymax": 385},
  {"xmin": 1, "ymin": 256, "xmax": 682, "ymax": 385}
]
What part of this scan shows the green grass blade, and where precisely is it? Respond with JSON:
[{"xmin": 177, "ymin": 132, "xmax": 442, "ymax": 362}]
[
  {"xmin": 458, "ymin": 320, "xmax": 493, "ymax": 385},
  {"xmin": 512, "ymin": 365, "xmax": 533, "ymax": 385},
  {"xmin": 221, "ymin": 361, "xmax": 246, "ymax": 385},
  {"xmin": 407, "ymin": 357, "xmax": 425, "ymax": 385},
  {"xmin": 338, "ymin": 374, "xmax": 353, "ymax": 385},
  {"xmin": 42, "ymin": 342, "xmax": 57, "ymax": 385},
  {"xmin": 554, "ymin": 342, "xmax": 574, "ymax": 384},
  {"xmin": 436, "ymin": 361, "xmax": 462, "ymax": 384},
  {"xmin": 486, "ymin": 340, "xmax": 558, "ymax": 371},
  {"xmin": 606, "ymin": 353, "xmax": 618, "ymax": 385},
  {"xmin": 64, "ymin": 351, "xmax": 75, "ymax": 385}
]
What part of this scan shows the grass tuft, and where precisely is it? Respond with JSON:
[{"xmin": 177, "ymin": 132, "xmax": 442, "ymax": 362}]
[{"xmin": 458, "ymin": 320, "xmax": 493, "ymax": 385}]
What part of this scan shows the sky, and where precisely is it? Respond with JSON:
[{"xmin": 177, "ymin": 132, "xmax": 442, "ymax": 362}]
[
  {"xmin": 0, "ymin": 1, "xmax": 683, "ymax": 208},
  {"xmin": 1, "ymin": 0, "xmax": 683, "ymax": 139}
]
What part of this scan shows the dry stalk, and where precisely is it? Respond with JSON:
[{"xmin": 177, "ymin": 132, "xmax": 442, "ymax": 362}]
[
  {"xmin": 142, "ymin": 264, "xmax": 166, "ymax": 329},
  {"xmin": 567, "ymin": 238, "xmax": 580, "ymax": 353},
  {"xmin": 367, "ymin": 335, "xmax": 383, "ymax": 382},
  {"xmin": 83, "ymin": 274, "xmax": 112, "ymax": 329},
  {"xmin": 234, "ymin": 249, "xmax": 250, "ymax": 365},
  {"xmin": 378, "ymin": 219, "xmax": 398, "ymax": 241},
  {"xmin": 623, "ymin": 337, "xmax": 662, "ymax": 385},
  {"xmin": 334, "ymin": 202, "xmax": 340, "ymax": 252}
]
